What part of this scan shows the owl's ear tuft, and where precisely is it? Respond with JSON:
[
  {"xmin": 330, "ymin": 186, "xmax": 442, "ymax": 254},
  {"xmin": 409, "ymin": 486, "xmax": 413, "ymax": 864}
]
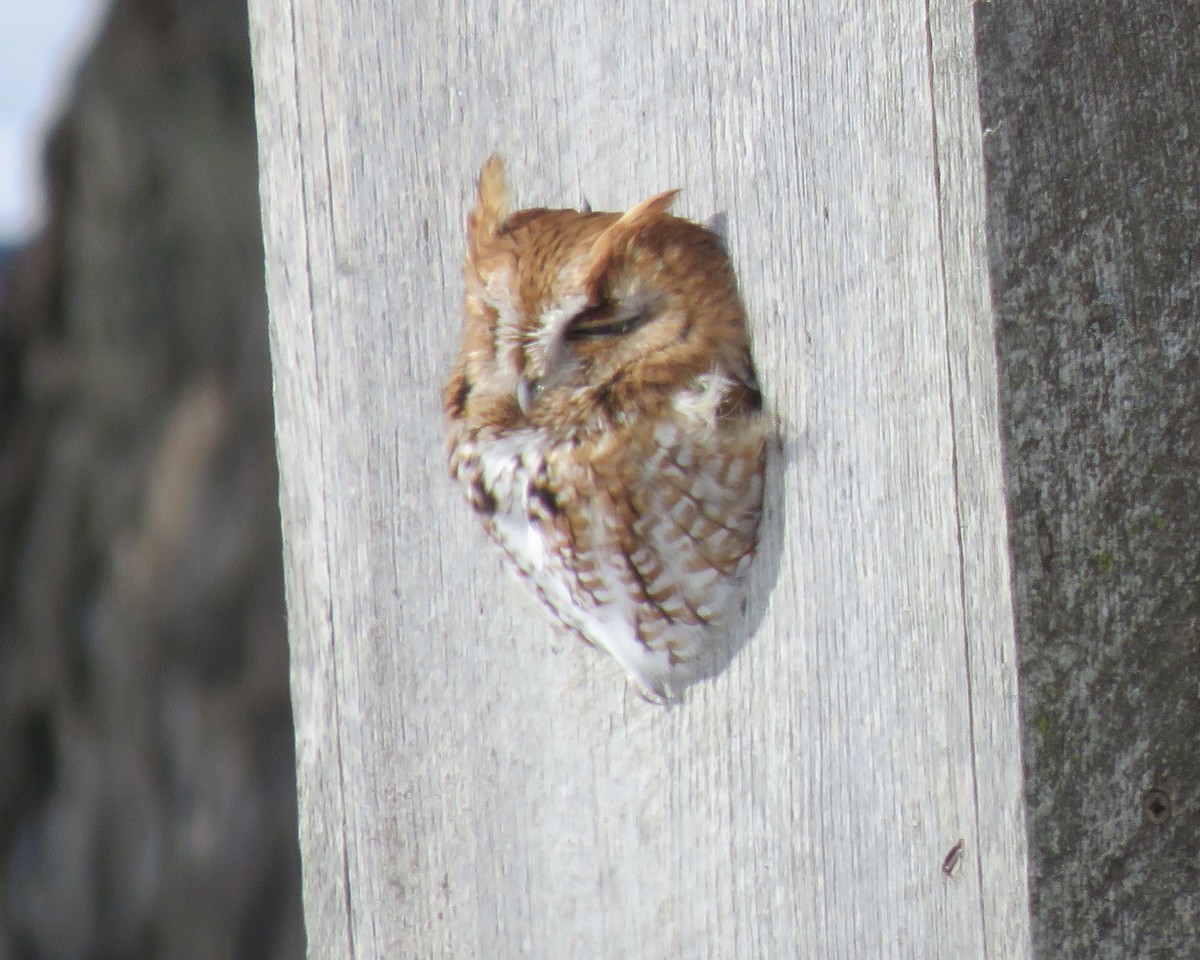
[
  {"xmin": 583, "ymin": 189, "xmax": 679, "ymax": 291},
  {"xmin": 469, "ymin": 154, "xmax": 510, "ymax": 257}
]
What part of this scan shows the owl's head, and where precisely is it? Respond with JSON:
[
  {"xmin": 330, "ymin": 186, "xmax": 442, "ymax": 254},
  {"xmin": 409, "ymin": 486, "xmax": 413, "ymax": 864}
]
[{"xmin": 447, "ymin": 155, "xmax": 758, "ymax": 435}]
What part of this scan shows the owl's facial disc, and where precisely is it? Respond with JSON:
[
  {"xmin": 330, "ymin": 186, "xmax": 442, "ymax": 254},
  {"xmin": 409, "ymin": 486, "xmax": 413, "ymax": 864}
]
[{"xmin": 519, "ymin": 292, "xmax": 663, "ymax": 416}]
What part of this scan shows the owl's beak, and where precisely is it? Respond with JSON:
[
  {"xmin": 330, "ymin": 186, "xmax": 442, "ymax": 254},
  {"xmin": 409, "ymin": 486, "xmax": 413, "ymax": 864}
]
[{"xmin": 516, "ymin": 377, "xmax": 542, "ymax": 414}]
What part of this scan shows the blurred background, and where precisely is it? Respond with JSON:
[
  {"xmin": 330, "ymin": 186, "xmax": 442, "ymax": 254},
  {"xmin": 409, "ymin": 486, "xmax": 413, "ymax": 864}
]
[{"xmin": 0, "ymin": 0, "xmax": 303, "ymax": 956}]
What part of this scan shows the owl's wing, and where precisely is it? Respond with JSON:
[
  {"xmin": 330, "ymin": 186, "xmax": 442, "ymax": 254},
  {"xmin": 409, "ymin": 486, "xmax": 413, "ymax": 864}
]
[
  {"xmin": 536, "ymin": 415, "xmax": 763, "ymax": 699},
  {"xmin": 627, "ymin": 417, "xmax": 765, "ymax": 663}
]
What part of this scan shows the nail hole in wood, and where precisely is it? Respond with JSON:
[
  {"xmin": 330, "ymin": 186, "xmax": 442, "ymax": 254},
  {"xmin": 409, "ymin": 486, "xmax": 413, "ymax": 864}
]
[{"xmin": 1144, "ymin": 788, "xmax": 1170, "ymax": 825}]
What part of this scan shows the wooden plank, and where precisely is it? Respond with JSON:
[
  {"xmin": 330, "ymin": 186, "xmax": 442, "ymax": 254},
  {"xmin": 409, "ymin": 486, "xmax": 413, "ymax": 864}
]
[
  {"xmin": 927, "ymin": 3, "xmax": 1034, "ymax": 957},
  {"xmin": 929, "ymin": 3, "xmax": 1034, "ymax": 957},
  {"xmin": 248, "ymin": 0, "xmax": 1032, "ymax": 956},
  {"xmin": 978, "ymin": 3, "xmax": 1200, "ymax": 956},
  {"xmin": 247, "ymin": 6, "xmax": 353, "ymax": 958}
]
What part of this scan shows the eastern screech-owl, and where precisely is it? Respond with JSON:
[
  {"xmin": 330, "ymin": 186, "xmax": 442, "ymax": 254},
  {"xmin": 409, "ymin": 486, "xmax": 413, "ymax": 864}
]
[{"xmin": 445, "ymin": 155, "xmax": 766, "ymax": 701}]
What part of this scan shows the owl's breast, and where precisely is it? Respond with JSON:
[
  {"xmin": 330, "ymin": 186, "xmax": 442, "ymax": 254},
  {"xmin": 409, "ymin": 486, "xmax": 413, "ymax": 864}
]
[
  {"xmin": 456, "ymin": 429, "xmax": 551, "ymax": 570},
  {"xmin": 449, "ymin": 409, "xmax": 765, "ymax": 700}
]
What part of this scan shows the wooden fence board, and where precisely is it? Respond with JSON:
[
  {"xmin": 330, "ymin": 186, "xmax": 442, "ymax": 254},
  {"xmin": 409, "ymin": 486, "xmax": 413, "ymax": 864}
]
[{"xmin": 249, "ymin": 1, "xmax": 1032, "ymax": 956}]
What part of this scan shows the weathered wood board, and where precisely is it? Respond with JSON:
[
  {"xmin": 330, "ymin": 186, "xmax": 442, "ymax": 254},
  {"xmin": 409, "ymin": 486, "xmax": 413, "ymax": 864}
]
[{"xmin": 248, "ymin": 1, "xmax": 1031, "ymax": 956}]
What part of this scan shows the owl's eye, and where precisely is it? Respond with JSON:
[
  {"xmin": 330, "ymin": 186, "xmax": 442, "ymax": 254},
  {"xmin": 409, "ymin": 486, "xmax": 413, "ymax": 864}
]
[{"xmin": 564, "ymin": 301, "xmax": 650, "ymax": 341}]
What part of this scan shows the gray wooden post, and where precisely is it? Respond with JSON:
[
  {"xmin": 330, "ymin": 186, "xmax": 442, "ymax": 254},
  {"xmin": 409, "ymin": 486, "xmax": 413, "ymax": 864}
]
[{"xmin": 248, "ymin": 1, "xmax": 1032, "ymax": 956}]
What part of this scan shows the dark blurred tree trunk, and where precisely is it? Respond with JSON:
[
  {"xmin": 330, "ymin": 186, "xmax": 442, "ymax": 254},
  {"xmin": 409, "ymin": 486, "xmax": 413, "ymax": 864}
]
[{"xmin": 0, "ymin": 1, "xmax": 303, "ymax": 957}]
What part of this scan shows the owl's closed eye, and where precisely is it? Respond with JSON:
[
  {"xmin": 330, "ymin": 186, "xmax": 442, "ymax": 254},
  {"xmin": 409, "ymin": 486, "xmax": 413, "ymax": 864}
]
[{"xmin": 446, "ymin": 155, "xmax": 766, "ymax": 702}]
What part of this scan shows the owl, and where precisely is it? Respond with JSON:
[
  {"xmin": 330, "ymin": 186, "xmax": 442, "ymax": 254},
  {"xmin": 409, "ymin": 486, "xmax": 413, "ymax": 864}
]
[{"xmin": 445, "ymin": 155, "xmax": 766, "ymax": 701}]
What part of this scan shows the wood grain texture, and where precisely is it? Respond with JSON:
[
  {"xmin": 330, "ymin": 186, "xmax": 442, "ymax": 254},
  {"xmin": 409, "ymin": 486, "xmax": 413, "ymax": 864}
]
[{"xmin": 248, "ymin": 0, "xmax": 1032, "ymax": 956}]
